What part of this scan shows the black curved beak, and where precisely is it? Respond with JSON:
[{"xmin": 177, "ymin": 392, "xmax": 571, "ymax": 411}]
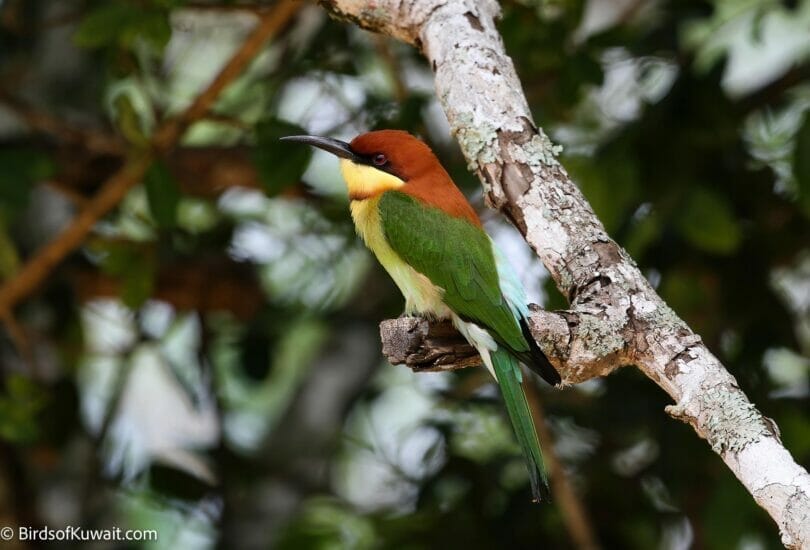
[{"xmin": 279, "ymin": 135, "xmax": 359, "ymax": 162}]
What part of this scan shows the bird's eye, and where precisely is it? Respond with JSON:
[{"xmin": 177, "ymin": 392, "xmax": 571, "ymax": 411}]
[{"xmin": 373, "ymin": 153, "xmax": 387, "ymax": 166}]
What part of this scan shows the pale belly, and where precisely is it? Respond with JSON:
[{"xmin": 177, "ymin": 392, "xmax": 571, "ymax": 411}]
[{"xmin": 350, "ymin": 197, "xmax": 451, "ymax": 318}]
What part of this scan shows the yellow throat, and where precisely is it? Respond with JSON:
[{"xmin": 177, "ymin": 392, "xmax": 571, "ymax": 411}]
[{"xmin": 339, "ymin": 159, "xmax": 405, "ymax": 200}]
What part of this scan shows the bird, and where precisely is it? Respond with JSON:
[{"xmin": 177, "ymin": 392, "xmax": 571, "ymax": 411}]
[{"xmin": 281, "ymin": 130, "xmax": 561, "ymax": 502}]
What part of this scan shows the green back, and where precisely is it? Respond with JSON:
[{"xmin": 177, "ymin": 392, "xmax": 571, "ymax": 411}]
[{"xmin": 378, "ymin": 191, "xmax": 528, "ymax": 353}]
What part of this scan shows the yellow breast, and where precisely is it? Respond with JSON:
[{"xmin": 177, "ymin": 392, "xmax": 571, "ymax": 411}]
[{"xmin": 350, "ymin": 195, "xmax": 449, "ymax": 318}]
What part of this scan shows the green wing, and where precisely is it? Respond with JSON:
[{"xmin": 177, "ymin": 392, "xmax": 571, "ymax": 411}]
[{"xmin": 378, "ymin": 191, "xmax": 528, "ymax": 353}]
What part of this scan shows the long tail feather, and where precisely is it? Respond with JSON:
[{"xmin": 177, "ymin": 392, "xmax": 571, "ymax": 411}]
[{"xmin": 491, "ymin": 347, "xmax": 550, "ymax": 502}]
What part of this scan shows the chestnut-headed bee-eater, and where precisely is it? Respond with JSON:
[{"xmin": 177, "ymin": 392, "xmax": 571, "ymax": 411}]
[{"xmin": 281, "ymin": 130, "xmax": 561, "ymax": 501}]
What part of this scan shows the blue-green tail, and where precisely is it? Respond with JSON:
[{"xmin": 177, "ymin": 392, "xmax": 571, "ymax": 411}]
[{"xmin": 491, "ymin": 347, "xmax": 550, "ymax": 502}]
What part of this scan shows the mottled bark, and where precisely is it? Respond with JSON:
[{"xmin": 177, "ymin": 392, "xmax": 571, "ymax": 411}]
[{"xmin": 320, "ymin": 1, "xmax": 810, "ymax": 547}]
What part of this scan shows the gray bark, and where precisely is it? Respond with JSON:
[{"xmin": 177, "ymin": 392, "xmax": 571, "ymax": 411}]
[{"xmin": 319, "ymin": 1, "xmax": 810, "ymax": 547}]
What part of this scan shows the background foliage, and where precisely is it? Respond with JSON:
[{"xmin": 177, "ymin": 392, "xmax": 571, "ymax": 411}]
[{"xmin": 0, "ymin": 0, "xmax": 808, "ymax": 548}]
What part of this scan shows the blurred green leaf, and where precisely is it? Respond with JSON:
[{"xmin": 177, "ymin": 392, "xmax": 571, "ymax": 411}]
[
  {"xmin": 0, "ymin": 375, "xmax": 47, "ymax": 444},
  {"xmin": 253, "ymin": 119, "xmax": 313, "ymax": 196},
  {"xmin": 113, "ymin": 95, "xmax": 150, "ymax": 147},
  {"xmin": 128, "ymin": 10, "xmax": 172, "ymax": 50},
  {"xmin": 703, "ymin": 475, "xmax": 760, "ymax": 550},
  {"xmin": 0, "ymin": 149, "xmax": 54, "ymax": 218},
  {"xmin": 543, "ymin": 276, "xmax": 569, "ymax": 310},
  {"xmin": 623, "ymin": 208, "xmax": 662, "ymax": 259},
  {"xmin": 75, "ymin": 3, "xmax": 171, "ymax": 50},
  {"xmin": 660, "ymin": 269, "xmax": 711, "ymax": 318},
  {"xmin": 559, "ymin": 51, "xmax": 604, "ymax": 100},
  {"xmin": 0, "ymin": 225, "xmax": 19, "ymax": 279},
  {"xmin": 676, "ymin": 188, "xmax": 742, "ymax": 254},
  {"xmin": 144, "ymin": 162, "xmax": 181, "ymax": 228},
  {"xmin": 779, "ymin": 410, "xmax": 810, "ymax": 458},
  {"xmin": 565, "ymin": 152, "xmax": 640, "ymax": 233},
  {"xmin": 450, "ymin": 405, "xmax": 520, "ymax": 463},
  {"xmin": 75, "ymin": 4, "xmax": 139, "ymax": 48},
  {"xmin": 277, "ymin": 497, "xmax": 377, "ymax": 550},
  {"xmin": 793, "ymin": 112, "xmax": 810, "ymax": 217},
  {"xmin": 93, "ymin": 240, "xmax": 156, "ymax": 308},
  {"xmin": 122, "ymin": 262, "xmax": 156, "ymax": 308},
  {"xmin": 177, "ymin": 198, "xmax": 220, "ymax": 234}
]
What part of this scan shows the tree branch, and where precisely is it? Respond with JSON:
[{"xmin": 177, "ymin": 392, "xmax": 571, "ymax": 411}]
[
  {"xmin": 0, "ymin": 1, "xmax": 301, "ymax": 316},
  {"xmin": 319, "ymin": 1, "xmax": 810, "ymax": 546},
  {"xmin": 379, "ymin": 317, "xmax": 482, "ymax": 371}
]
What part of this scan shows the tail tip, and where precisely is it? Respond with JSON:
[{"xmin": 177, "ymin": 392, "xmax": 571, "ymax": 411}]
[{"xmin": 529, "ymin": 472, "xmax": 551, "ymax": 503}]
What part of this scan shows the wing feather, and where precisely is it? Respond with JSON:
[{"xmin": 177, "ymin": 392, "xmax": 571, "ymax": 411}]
[{"xmin": 378, "ymin": 191, "xmax": 528, "ymax": 353}]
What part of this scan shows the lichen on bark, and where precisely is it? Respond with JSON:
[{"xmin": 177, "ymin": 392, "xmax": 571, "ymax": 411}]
[
  {"xmin": 451, "ymin": 113, "xmax": 499, "ymax": 170},
  {"xmin": 699, "ymin": 382, "xmax": 772, "ymax": 454}
]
